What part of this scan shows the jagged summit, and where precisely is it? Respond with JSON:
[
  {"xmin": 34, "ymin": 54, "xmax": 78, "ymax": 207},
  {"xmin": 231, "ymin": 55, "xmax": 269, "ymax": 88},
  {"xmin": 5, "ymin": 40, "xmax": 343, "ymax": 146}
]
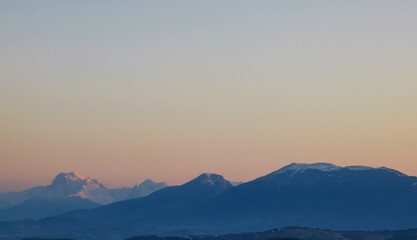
[
  {"xmin": 51, "ymin": 172, "xmax": 87, "ymax": 185},
  {"xmin": 0, "ymin": 172, "xmax": 170, "ymax": 210},
  {"xmin": 63, "ymin": 172, "xmax": 86, "ymax": 179},
  {"xmin": 50, "ymin": 172, "xmax": 101, "ymax": 189},
  {"xmin": 47, "ymin": 172, "xmax": 114, "ymax": 204}
]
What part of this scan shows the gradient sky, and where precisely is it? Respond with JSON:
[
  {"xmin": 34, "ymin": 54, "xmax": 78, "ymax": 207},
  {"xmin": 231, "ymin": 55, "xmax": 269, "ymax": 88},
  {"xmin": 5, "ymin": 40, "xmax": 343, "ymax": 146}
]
[{"xmin": 1, "ymin": 1, "xmax": 417, "ymax": 192}]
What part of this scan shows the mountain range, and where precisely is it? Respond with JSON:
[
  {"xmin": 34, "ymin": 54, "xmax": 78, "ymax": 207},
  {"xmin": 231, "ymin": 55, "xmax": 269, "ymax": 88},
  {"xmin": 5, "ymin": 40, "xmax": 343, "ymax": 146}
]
[
  {"xmin": 0, "ymin": 172, "xmax": 166, "ymax": 220},
  {"xmin": 1, "ymin": 163, "xmax": 417, "ymax": 240}
]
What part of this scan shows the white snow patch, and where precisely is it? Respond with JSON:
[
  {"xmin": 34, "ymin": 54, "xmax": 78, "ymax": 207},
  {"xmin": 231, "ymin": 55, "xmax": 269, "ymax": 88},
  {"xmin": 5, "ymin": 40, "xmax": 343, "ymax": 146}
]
[
  {"xmin": 201, "ymin": 173, "xmax": 215, "ymax": 184},
  {"xmin": 65, "ymin": 172, "xmax": 87, "ymax": 181},
  {"xmin": 270, "ymin": 163, "xmax": 342, "ymax": 176},
  {"xmin": 264, "ymin": 163, "xmax": 409, "ymax": 180},
  {"xmin": 345, "ymin": 166, "xmax": 373, "ymax": 171}
]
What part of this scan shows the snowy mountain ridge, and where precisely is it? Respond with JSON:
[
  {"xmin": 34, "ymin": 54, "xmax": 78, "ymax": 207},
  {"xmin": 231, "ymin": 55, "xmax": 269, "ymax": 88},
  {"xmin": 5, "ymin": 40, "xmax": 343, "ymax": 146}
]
[
  {"xmin": 265, "ymin": 162, "xmax": 407, "ymax": 178},
  {"xmin": 0, "ymin": 172, "xmax": 167, "ymax": 209}
]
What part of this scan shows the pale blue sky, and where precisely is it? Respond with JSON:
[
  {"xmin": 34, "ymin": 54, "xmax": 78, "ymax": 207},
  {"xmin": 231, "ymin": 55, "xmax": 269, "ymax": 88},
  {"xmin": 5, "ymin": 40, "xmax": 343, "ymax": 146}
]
[{"xmin": 1, "ymin": 1, "xmax": 417, "ymax": 192}]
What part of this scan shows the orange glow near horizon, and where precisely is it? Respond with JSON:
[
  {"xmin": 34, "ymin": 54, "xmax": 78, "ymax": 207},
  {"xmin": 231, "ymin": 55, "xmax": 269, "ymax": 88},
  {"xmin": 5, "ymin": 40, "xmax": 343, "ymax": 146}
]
[{"xmin": 1, "ymin": 1, "xmax": 417, "ymax": 192}]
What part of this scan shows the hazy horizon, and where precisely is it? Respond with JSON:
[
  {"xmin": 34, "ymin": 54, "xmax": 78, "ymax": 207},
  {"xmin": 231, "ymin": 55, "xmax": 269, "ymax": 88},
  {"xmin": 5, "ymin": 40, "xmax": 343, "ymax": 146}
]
[{"xmin": 1, "ymin": 1, "xmax": 417, "ymax": 192}]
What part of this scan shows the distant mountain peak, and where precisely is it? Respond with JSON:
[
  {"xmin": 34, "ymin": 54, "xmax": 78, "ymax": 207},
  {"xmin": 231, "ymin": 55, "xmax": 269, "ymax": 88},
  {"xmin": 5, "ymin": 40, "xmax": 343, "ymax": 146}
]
[
  {"xmin": 266, "ymin": 162, "xmax": 408, "ymax": 179},
  {"xmin": 134, "ymin": 179, "xmax": 160, "ymax": 187},
  {"xmin": 52, "ymin": 172, "xmax": 87, "ymax": 185},
  {"xmin": 191, "ymin": 173, "xmax": 230, "ymax": 186},
  {"xmin": 142, "ymin": 178, "xmax": 155, "ymax": 183},
  {"xmin": 130, "ymin": 179, "xmax": 166, "ymax": 198},
  {"xmin": 55, "ymin": 172, "xmax": 86, "ymax": 181},
  {"xmin": 272, "ymin": 162, "xmax": 342, "ymax": 176},
  {"xmin": 46, "ymin": 172, "xmax": 115, "ymax": 204},
  {"xmin": 67, "ymin": 172, "xmax": 87, "ymax": 180}
]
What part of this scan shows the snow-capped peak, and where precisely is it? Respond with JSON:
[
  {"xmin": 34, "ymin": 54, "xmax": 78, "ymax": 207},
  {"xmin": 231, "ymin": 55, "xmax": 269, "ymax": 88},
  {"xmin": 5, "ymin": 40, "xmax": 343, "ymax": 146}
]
[
  {"xmin": 189, "ymin": 173, "xmax": 231, "ymax": 186},
  {"xmin": 47, "ymin": 172, "xmax": 114, "ymax": 204},
  {"xmin": 51, "ymin": 172, "xmax": 87, "ymax": 185},
  {"xmin": 66, "ymin": 172, "xmax": 87, "ymax": 181},
  {"xmin": 273, "ymin": 163, "xmax": 342, "ymax": 176},
  {"xmin": 196, "ymin": 173, "xmax": 223, "ymax": 185},
  {"xmin": 265, "ymin": 163, "xmax": 408, "ymax": 179}
]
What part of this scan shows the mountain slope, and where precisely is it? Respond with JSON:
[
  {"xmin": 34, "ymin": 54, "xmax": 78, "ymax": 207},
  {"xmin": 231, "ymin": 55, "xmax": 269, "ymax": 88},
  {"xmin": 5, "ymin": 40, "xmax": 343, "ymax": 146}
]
[
  {"xmin": 0, "ymin": 197, "xmax": 100, "ymax": 221},
  {"xmin": 205, "ymin": 163, "xmax": 417, "ymax": 231},
  {"xmin": 62, "ymin": 173, "xmax": 232, "ymax": 227}
]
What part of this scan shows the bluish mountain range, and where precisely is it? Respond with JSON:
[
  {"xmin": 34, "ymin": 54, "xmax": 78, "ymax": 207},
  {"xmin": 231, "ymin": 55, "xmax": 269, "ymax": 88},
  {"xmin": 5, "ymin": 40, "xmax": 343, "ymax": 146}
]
[
  {"xmin": 1, "ymin": 163, "xmax": 417, "ymax": 240},
  {"xmin": 0, "ymin": 172, "xmax": 166, "ymax": 220}
]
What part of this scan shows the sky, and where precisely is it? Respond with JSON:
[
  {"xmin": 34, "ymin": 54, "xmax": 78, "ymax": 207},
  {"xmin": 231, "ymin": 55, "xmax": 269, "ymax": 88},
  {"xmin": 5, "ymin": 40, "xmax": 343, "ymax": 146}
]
[{"xmin": 1, "ymin": 1, "xmax": 417, "ymax": 192}]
